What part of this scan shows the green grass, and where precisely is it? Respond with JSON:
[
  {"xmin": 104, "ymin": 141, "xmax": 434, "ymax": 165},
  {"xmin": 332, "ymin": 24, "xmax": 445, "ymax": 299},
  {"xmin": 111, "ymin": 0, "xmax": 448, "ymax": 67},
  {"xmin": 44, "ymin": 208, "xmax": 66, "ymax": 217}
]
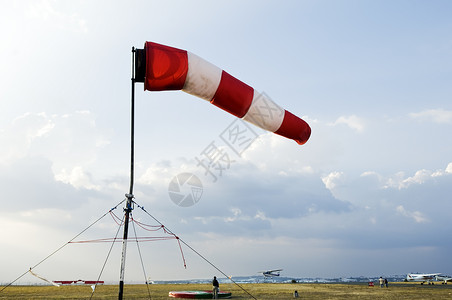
[{"xmin": 1, "ymin": 282, "xmax": 452, "ymax": 299}]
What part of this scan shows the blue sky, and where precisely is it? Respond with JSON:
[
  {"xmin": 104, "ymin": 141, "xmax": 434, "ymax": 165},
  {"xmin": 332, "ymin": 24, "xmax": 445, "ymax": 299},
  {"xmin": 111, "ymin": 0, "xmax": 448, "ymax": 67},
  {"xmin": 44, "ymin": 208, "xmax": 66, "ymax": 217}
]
[{"xmin": 1, "ymin": 0, "xmax": 452, "ymax": 284}]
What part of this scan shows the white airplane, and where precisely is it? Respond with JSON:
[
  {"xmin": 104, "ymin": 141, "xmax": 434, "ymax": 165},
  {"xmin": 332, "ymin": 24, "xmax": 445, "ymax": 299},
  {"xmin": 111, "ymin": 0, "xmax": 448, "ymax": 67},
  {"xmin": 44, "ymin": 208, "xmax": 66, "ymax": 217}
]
[
  {"xmin": 435, "ymin": 274, "xmax": 452, "ymax": 284},
  {"xmin": 406, "ymin": 273, "xmax": 441, "ymax": 285},
  {"xmin": 259, "ymin": 269, "xmax": 283, "ymax": 277}
]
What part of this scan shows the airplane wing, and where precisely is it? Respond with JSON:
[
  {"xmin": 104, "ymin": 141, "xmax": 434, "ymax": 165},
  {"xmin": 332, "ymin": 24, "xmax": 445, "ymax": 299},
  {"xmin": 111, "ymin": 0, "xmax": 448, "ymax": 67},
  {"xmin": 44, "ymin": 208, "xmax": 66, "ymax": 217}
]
[
  {"xmin": 259, "ymin": 269, "xmax": 283, "ymax": 277},
  {"xmin": 258, "ymin": 269, "xmax": 283, "ymax": 273},
  {"xmin": 407, "ymin": 273, "xmax": 442, "ymax": 284},
  {"xmin": 436, "ymin": 275, "xmax": 452, "ymax": 282},
  {"xmin": 423, "ymin": 273, "xmax": 441, "ymax": 279}
]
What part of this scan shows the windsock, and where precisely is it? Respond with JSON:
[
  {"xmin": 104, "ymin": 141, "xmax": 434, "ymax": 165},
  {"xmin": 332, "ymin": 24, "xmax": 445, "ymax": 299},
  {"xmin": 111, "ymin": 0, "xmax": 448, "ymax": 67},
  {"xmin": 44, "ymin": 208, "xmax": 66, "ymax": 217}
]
[{"xmin": 134, "ymin": 42, "xmax": 311, "ymax": 145}]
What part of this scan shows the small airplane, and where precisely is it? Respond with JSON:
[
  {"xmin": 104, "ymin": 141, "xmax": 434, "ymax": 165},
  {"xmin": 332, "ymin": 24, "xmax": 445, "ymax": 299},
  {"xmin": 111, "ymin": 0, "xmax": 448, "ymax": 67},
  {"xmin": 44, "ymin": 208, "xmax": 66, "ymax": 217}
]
[
  {"xmin": 435, "ymin": 274, "xmax": 452, "ymax": 284},
  {"xmin": 406, "ymin": 273, "xmax": 441, "ymax": 285},
  {"xmin": 259, "ymin": 269, "xmax": 283, "ymax": 278}
]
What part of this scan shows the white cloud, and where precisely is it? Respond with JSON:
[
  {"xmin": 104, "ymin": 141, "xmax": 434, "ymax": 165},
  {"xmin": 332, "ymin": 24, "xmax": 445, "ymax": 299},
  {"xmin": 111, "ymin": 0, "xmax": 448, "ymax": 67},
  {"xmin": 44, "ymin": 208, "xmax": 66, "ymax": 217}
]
[
  {"xmin": 360, "ymin": 171, "xmax": 384, "ymax": 182},
  {"xmin": 0, "ymin": 111, "xmax": 112, "ymax": 180},
  {"xmin": 446, "ymin": 163, "xmax": 452, "ymax": 174},
  {"xmin": 0, "ymin": 112, "xmax": 56, "ymax": 161},
  {"xmin": 254, "ymin": 210, "xmax": 267, "ymax": 220},
  {"xmin": 329, "ymin": 115, "xmax": 365, "ymax": 132},
  {"xmin": 409, "ymin": 109, "xmax": 452, "ymax": 124},
  {"xmin": 361, "ymin": 171, "xmax": 377, "ymax": 177},
  {"xmin": 396, "ymin": 205, "xmax": 429, "ymax": 223},
  {"xmin": 224, "ymin": 207, "xmax": 244, "ymax": 222},
  {"xmin": 400, "ymin": 169, "xmax": 432, "ymax": 188},
  {"xmin": 383, "ymin": 164, "xmax": 452, "ymax": 189},
  {"xmin": 54, "ymin": 166, "xmax": 100, "ymax": 190},
  {"xmin": 138, "ymin": 161, "xmax": 174, "ymax": 186},
  {"xmin": 322, "ymin": 171, "xmax": 344, "ymax": 190},
  {"xmin": 27, "ymin": 0, "xmax": 88, "ymax": 33}
]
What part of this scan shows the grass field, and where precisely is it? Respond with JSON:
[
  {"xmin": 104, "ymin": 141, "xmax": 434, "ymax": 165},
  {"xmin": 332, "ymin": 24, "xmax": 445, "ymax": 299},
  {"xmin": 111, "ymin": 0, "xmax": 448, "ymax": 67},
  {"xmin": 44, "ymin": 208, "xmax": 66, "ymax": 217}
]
[{"xmin": 1, "ymin": 282, "xmax": 452, "ymax": 299}]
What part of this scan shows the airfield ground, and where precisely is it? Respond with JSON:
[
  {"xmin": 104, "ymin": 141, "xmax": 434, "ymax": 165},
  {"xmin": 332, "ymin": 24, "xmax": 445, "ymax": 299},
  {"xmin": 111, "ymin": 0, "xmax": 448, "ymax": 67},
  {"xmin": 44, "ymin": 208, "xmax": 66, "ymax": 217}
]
[{"xmin": 1, "ymin": 282, "xmax": 452, "ymax": 299}]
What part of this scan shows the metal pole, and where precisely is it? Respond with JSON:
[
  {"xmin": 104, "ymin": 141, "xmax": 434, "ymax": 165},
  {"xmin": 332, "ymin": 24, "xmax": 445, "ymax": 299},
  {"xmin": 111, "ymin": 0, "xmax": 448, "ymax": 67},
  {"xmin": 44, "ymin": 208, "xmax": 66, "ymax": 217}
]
[
  {"xmin": 118, "ymin": 47, "xmax": 136, "ymax": 300},
  {"xmin": 128, "ymin": 47, "xmax": 136, "ymax": 197}
]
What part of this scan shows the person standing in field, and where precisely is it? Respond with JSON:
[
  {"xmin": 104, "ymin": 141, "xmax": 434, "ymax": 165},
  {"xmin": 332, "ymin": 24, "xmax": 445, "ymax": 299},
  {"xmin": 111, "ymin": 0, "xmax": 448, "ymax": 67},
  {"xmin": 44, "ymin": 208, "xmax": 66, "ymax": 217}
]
[
  {"xmin": 379, "ymin": 277, "xmax": 384, "ymax": 288},
  {"xmin": 384, "ymin": 278, "xmax": 388, "ymax": 288},
  {"xmin": 212, "ymin": 276, "xmax": 219, "ymax": 299}
]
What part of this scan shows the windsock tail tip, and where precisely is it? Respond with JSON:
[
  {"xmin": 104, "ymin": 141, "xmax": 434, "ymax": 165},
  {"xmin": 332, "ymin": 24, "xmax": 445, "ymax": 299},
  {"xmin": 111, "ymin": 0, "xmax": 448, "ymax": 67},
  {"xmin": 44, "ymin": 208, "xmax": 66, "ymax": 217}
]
[
  {"xmin": 295, "ymin": 125, "xmax": 311, "ymax": 145},
  {"xmin": 275, "ymin": 111, "xmax": 311, "ymax": 145}
]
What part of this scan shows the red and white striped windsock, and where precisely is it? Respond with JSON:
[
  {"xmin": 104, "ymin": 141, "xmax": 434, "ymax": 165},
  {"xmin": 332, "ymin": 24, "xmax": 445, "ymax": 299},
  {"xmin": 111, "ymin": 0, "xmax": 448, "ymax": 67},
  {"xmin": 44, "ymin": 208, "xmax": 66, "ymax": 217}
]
[{"xmin": 139, "ymin": 41, "xmax": 311, "ymax": 145}]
